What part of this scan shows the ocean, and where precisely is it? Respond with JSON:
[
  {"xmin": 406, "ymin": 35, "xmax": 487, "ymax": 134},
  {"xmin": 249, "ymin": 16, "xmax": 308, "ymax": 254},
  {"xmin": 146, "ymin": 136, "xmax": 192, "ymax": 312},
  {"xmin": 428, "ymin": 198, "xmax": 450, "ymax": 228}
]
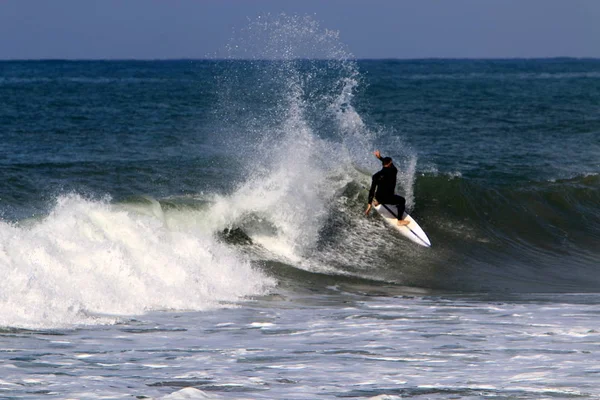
[{"xmin": 1, "ymin": 17, "xmax": 600, "ymax": 400}]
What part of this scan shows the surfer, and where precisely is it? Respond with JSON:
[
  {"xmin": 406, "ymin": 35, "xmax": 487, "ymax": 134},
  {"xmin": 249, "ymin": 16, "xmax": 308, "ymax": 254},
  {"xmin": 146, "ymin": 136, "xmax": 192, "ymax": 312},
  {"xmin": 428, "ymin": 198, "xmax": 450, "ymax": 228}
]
[{"xmin": 364, "ymin": 150, "xmax": 409, "ymax": 226}]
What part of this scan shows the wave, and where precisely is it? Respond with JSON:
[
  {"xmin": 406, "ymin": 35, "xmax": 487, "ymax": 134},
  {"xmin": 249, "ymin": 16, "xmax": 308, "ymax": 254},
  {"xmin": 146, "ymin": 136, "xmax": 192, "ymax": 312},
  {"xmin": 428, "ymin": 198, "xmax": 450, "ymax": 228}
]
[
  {"xmin": 180, "ymin": 169, "xmax": 600, "ymax": 297},
  {"xmin": 0, "ymin": 168, "xmax": 400, "ymax": 329},
  {"xmin": 0, "ymin": 194, "xmax": 275, "ymax": 330},
  {"xmin": 206, "ymin": 170, "xmax": 600, "ymax": 295},
  {"xmin": 308, "ymin": 172, "xmax": 600, "ymax": 294},
  {"xmin": 1, "ymin": 172, "xmax": 597, "ymax": 330},
  {"xmin": 415, "ymin": 172, "xmax": 600, "ymax": 249}
]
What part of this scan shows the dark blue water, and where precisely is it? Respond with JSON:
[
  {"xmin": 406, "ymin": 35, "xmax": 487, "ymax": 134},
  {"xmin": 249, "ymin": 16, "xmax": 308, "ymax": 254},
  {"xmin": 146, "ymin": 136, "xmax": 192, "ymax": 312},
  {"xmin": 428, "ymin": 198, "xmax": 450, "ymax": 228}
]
[{"xmin": 358, "ymin": 59, "xmax": 600, "ymax": 183}]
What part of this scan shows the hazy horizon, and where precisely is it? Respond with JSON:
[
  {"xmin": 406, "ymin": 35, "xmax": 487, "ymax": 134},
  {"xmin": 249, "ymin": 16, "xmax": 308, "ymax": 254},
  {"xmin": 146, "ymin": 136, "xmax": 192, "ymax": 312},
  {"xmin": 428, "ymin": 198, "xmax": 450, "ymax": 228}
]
[
  {"xmin": 1, "ymin": 1, "xmax": 599, "ymax": 60},
  {"xmin": 2, "ymin": 56, "xmax": 600, "ymax": 62}
]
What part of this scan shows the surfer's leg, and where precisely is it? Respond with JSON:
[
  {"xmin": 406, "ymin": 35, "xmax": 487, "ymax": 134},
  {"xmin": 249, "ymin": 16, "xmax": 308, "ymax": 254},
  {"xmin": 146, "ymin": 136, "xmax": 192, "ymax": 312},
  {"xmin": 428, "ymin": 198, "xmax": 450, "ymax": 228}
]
[{"xmin": 394, "ymin": 196, "xmax": 409, "ymax": 226}]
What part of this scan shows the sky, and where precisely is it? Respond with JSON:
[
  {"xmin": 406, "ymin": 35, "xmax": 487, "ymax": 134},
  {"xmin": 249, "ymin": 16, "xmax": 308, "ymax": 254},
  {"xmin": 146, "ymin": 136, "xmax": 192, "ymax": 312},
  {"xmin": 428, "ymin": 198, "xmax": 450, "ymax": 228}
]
[{"xmin": 1, "ymin": 0, "xmax": 599, "ymax": 60}]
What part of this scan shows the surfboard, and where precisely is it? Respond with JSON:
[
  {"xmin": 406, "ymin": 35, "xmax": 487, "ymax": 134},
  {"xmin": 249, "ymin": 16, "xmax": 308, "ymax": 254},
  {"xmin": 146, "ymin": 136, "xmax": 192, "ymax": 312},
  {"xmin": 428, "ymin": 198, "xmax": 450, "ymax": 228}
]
[{"xmin": 374, "ymin": 204, "xmax": 431, "ymax": 247}]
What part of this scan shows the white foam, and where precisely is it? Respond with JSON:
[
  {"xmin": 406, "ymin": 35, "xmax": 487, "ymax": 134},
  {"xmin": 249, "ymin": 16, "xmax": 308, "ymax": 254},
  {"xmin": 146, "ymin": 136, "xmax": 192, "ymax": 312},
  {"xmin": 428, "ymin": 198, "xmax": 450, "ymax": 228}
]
[
  {"xmin": 161, "ymin": 388, "xmax": 217, "ymax": 399},
  {"xmin": 0, "ymin": 194, "xmax": 275, "ymax": 329}
]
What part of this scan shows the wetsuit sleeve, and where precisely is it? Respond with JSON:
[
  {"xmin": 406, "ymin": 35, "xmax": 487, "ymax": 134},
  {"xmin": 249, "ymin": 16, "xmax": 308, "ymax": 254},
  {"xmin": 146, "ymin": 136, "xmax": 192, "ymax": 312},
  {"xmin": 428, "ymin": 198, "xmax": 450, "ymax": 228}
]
[{"xmin": 368, "ymin": 173, "xmax": 378, "ymax": 204}]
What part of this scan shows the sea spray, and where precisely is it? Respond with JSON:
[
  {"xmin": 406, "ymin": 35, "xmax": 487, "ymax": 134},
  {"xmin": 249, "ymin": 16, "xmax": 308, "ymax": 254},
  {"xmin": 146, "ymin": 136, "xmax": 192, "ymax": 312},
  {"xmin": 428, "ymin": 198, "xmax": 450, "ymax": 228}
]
[
  {"xmin": 209, "ymin": 14, "xmax": 417, "ymax": 267},
  {"xmin": 398, "ymin": 154, "xmax": 418, "ymax": 210}
]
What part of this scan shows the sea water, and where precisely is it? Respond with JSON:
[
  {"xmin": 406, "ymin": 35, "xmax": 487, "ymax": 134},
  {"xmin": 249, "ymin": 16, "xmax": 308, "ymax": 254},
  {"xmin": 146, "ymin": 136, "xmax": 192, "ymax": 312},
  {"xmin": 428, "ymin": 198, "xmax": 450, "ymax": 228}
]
[{"xmin": 1, "ymin": 15, "xmax": 599, "ymax": 399}]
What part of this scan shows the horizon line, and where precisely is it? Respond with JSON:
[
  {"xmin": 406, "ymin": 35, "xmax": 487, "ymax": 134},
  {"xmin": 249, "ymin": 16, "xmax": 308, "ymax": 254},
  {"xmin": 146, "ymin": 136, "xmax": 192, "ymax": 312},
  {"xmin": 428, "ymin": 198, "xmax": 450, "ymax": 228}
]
[{"xmin": 1, "ymin": 56, "xmax": 599, "ymax": 62}]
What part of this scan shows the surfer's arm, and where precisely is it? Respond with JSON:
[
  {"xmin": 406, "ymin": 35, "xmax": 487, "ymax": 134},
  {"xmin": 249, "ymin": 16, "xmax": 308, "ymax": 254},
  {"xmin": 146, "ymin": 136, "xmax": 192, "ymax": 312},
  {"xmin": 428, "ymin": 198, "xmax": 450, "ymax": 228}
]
[
  {"xmin": 367, "ymin": 174, "xmax": 377, "ymax": 204},
  {"xmin": 367, "ymin": 170, "xmax": 385, "ymax": 212},
  {"xmin": 374, "ymin": 150, "xmax": 391, "ymax": 167},
  {"xmin": 365, "ymin": 175, "xmax": 379, "ymax": 215}
]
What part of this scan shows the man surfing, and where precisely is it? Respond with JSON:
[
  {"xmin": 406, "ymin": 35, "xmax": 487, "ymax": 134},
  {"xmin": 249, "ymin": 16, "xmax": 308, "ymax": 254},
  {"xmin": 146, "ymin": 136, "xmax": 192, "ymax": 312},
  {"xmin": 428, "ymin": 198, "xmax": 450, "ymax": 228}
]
[{"xmin": 364, "ymin": 150, "xmax": 409, "ymax": 226}]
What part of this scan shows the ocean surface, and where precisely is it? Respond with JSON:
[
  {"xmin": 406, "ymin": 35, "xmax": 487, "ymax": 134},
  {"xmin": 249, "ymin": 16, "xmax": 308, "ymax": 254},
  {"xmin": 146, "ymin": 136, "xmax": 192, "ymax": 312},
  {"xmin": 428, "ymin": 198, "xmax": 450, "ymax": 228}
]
[{"xmin": 1, "ymin": 17, "xmax": 600, "ymax": 400}]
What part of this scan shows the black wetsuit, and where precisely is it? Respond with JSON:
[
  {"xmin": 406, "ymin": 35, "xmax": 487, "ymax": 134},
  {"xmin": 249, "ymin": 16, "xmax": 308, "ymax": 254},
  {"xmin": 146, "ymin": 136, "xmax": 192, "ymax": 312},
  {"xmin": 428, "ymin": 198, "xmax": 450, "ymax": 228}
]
[{"xmin": 368, "ymin": 160, "xmax": 406, "ymax": 220}]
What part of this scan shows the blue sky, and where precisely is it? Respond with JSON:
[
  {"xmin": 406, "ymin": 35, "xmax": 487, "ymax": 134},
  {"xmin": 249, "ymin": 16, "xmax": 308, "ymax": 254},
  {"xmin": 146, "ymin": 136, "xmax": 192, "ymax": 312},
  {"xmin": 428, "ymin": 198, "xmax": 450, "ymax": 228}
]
[{"xmin": 1, "ymin": 0, "xmax": 599, "ymax": 59}]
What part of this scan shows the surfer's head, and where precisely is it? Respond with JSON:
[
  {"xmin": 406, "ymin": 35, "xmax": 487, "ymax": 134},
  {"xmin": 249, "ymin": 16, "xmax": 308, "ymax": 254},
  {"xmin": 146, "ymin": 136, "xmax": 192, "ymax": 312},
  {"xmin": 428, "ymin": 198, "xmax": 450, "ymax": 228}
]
[{"xmin": 382, "ymin": 157, "xmax": 393, "ymax": 167}]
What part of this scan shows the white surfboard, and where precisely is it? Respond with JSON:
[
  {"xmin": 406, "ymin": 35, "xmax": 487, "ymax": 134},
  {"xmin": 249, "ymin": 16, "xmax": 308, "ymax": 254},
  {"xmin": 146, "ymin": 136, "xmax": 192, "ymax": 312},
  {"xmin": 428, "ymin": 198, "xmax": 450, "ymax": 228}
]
[{"xmin": 374, "ymin": 204, "xmax": 431, "ymax": 247}]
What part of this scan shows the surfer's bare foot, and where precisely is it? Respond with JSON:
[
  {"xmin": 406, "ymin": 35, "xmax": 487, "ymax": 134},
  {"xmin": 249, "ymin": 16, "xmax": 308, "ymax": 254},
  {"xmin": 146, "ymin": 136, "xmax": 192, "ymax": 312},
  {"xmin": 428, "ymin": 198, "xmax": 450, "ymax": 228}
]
[{"xmin": 397, "ymin": 219, "xmax": 409, "ymax": 226}]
